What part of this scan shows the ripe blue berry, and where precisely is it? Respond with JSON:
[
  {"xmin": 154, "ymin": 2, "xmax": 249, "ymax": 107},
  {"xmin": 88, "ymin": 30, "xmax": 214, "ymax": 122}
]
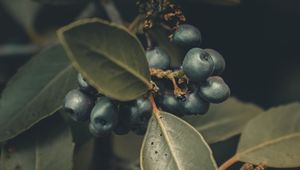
[
  {"xmin": 204, "ymin": 49, "xmax": 226, "ymax": 75},
  {"xmin": 183, "ymin": 91, "xmax": 209, "ymax": 115},
  {"xmin": 173, "ymin": 24, "xmax": 202, "ymax": 47},
  {"xmin": 182, "ymin": 48, "xmax": 214, "ymax": 82},
  {"xmin": 157, "ymin": 92, "xmax": 185, "ymax": 116},
  {"xmin": 199, "ymin": 76, "xmax": 230, "ymax": 103},
  {"xmin": 89, "ymin": 97, "xmax": 118, "ymax": 137},
  {"xmin": 64, "ymin": 89, "xmax": 94, "ymax": 121},
  {"xmin": 114, "ymin": 121, "xmax": 130, "ymax": 135},
  {"xmin": 146, "ymin": 47, "xmax": 170, "ymax": 69},
  {"xmin": 119, "ymin": 98, "xmax": 152, "ymax": 135}
]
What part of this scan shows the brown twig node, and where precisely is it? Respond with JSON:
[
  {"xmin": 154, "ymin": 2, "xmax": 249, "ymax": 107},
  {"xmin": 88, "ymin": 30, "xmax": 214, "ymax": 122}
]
[{"xmin": 150, "ymin": 68, "xmax": 187, "ymax": 97}]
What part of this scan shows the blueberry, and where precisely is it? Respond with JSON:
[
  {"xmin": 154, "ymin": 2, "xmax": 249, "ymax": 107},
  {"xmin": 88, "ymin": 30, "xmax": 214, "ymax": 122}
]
[
  {"xmin": 157, "ymin": 92, "xmax": 185, "ymax": 116},
  {"xmin": 182, "ymin": 48, "xmax": 214, "ymax": 82},
  {"xmin": 119, "ymin": 98, "xmax": 152, "ymax": 135},
  {"xmin": 77, "ymin": 73, "xmax": 98, "ymax": 96},
  {"xmin": 204, "ymin": 49, "xmax": 226, "ymax": 75},
  {"xmin": 183, "ymin": 91, "xmax": 209, "ymax": 115},
  {"xmin": 199, "ymin": 76, "xmax": 230, "ymax": 103},
  {"xmin": 146, "ymin": 47, "xmax": 170, "ymax": 69},
  {"xmin": 113, "ymin": 121, "xmax": 130, "ymax": 135},
  {"xmin": 173, "ymin": 24, "xmax": 202, "ymax": 47},
  {"xmin": 64, "ymin": 89, "xmax": 94, "ymax": 121},
  {"xmin": 89, "ymin": 97, "xmax": 118, "ymax": 137}
]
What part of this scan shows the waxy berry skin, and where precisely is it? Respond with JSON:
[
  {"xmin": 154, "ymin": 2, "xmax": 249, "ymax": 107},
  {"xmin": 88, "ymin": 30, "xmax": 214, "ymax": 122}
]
[
  {"xmin": 119, "ymin": 98, "xmax": 152, "ymax": 135},
  {"xmin": 89, "ymin": 97, "xmax": 118, "ymax": 137},
  {"xmin": 204, "ymin": 49, "xmax": 226, "ymax": 75},
  {"xmin": 183, "ymin": 91, "xmax": 209, "ymax": 115},
  {"xmin": 183, "ymin": 48, "xmax": 214, "ymax": 82},
  {"xmin": 199, "ymin": 76, "xmax": 230, "ymax": 103},
  {"xmin": 173, "ymin": 24, "xmax": 202, "ymax": 47},
  {"xmin": 64, "ymin": 89, "xmax": 94, "ymax": 121},
  {"xmin": 146, "ymin": 47, "xmax": 170, "ymax": 70},
  {"xmin": 158, "ymin": 93, "xmax": 186, "ymax": 116}
]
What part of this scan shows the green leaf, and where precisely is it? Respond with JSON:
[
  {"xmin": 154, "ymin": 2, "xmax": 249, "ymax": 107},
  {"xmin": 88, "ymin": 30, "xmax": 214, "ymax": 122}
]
[
  {"xmin": 149, "ymin": 27, "xmax": 185, "ymax": 68},
  {"xmin": 141, "ymin": 111, "xmax": 217, "ymax": 170},
  {"xmin": 183, "ymin": 97, "xmax": 263, "ymax": 143},
  {"xmin": 0, "ymin": 44, "xmax": 77, "ymax": 142},
  {"xmin": 58, "ymin": 18, "xmax": 151, "ymax": 101},
  {"xmin": 236, "ymin": 103, "xmax": 300, "ymax": 168},
  {"xmin": 185, "ymin": 0, "xmax": 240, "ymax": 6},
  {"xmin": 33, "ymin": 0, "xmax": 88, "ymax": 5},
  {"xmin": 0, "ymin": 114, "xmax": 74, "ymax": 170}
]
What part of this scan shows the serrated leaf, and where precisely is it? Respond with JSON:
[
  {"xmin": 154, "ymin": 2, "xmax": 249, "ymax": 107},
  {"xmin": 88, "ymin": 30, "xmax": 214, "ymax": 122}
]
[
  {"xmin": 149, "ymin": 27, "xmax": 185, "ymax": 68},
  {"xmin": 33, "ymin": 0, "xmax": 88, "ymax": 5},
  {"xmin": 186, "ymin": 0, "xmax": 240, "ymax": 6},
  {"xmin": 141, "ymin": 111, "xmax": 217, "ymax": 170},
  {"xmin": 183, "ymin": 97, "xmax": 263, "ymax": 143},
  {"xmin": 58, "ymin": 18, "xmax": 151, "ymax": 101},
  {"xmin": 236, "ymin": 103, "xmax": 300, "ymax": 168},
  {"xmin": 0, "ymin": 44, "xmax": 77, "ymax": 142},
  {"xmin": 0, "ymin": 114, "xmax": 74, "ymax": 170}
]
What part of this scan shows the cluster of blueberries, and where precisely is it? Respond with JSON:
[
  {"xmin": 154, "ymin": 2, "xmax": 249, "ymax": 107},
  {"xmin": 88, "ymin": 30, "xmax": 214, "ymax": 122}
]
[{"xmin": 63, "ymin": 23, "xmax": 230, "ymax": 137}]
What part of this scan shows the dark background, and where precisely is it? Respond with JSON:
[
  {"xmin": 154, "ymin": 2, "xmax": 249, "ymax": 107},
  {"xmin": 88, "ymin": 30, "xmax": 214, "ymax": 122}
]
[{"xmin": 0, "ymin": 0, "xmax": 299, "ymax": 169}]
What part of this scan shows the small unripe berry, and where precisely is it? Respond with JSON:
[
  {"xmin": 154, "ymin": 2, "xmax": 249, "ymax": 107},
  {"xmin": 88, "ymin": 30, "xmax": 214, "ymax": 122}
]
[
  {"xmin": 199, "ymin": 76, "xmax": 230, "ymax": 103},
  {"xmin": 89, "ymin": 97, "xmax": 118, "ymax": 137},
  {"xmin": 183, "ymin": 48, "xmax": 214, "ymax": 82},
  {"xmin": 64, "ymin": 89, "xmax": 94, "ymax": 121},
  {"xmin": 146, "ymin": 47, "xmax": 170, "ymax": 69},
  {"xmin": 204, "ymin": 49, "xmax": 226, "ymax": 75},
  {"xmin": 173, "ymin": 24, "xmax": 202, "ymax": 47}
]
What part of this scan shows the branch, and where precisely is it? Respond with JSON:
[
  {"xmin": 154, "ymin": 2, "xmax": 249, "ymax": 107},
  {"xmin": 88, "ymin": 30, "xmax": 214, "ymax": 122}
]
[
  {"xmin": 218, "ymin": 154, "xmax": 239, "ymax": 170},
  {"xmin": 0, "ymin": 44, "xmax": 40, "ymax": 57},
  {"xmin": 77, "ymin": 2, "xmax": 98, "ymax": 19},
  {"xmin": 100, "ymin": 0, "xmax": 123, "ymax": 25}
]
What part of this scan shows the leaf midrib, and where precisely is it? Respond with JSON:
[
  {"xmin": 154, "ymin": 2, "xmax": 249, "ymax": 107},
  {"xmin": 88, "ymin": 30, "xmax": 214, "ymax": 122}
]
[
  {"xmin": 154, "ymin": 112, "xmax": 181, "ymax": 169},
  {"xmin": 4, "ymin": 65, "xmax": 72, "ymax": 132},
  {"xmin": 238, "ymin": 133, "xmax": 300, "ymax": 157}
]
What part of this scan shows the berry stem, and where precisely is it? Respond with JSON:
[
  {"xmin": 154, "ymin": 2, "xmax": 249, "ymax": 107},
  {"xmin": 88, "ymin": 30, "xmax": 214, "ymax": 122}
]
[
  {"xmin": 149, "ymin": 95, "xmax": 159, "ymax": 114},
  {"xmin": 150, "ymin": 68, "xmax": 186, "ymax": 96},
  {"xmin": 218, "ymin": 154, "xmax": 239, "ymax": 170},
  {"xmin": 170, "ymin": 76, "xmax": 185, "ymax": 97}
]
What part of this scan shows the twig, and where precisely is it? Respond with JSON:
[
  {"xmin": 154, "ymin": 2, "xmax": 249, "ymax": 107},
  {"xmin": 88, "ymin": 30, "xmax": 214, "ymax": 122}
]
[
  {"xmin": 128, "ymin": 14, "xmax": 145, "ymax": 33},
  {"xmin": 77, "ymin": 2, "xmax": 98, "ymax": 19},
  {"xmin": 150, "ymin": 68, "xmax": 186, "ymax": 96},
  {"xmin": 219, "ymin": 154, "xmax": 239, "ymax": 170},
  {"xmin": 0, "ymin": 44, "xmax": 40, "ymax": 57},
  {"xmin": 100, "ymin": 0, "xmax": 123, "ymax": 25}
]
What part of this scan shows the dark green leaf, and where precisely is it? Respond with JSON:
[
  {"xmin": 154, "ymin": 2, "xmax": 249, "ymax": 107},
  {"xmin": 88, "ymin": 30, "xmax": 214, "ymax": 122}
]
[
  {"xmin": 0, "ymin": 44, "xmax": 77, "ymax": 142},
  {"xmin": 58, "ymin": 18, "xmax": 151, "ymax": 101},
  {"xmin": 0, "ymin": 114, "xmax": 74, "ymax": 170},
  {"xmin": 183, "ymin": 97, "xmax": 263, "ymax": 143},
  {"xmin": 149, "ymin": 27, "xmax": 185, "ymax": 68},
  {"xmin": 237, "ymin": 103, "xmax": 300, "ymax": 168},
  {"xmin": 141, "ymin": 111, "xmax": 217, "ymax": 170}
]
